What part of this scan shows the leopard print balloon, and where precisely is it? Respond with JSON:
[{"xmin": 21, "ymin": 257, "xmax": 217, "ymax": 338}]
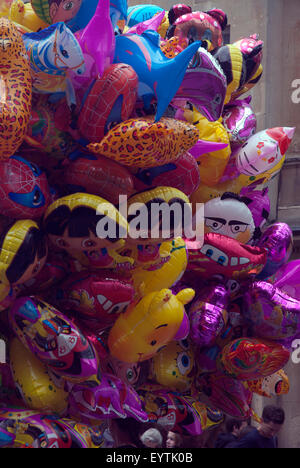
[
  {"xmin": 87, "ymin": 116, "xmax": 199, "ymax": 168},
  {"xmin": 0, "ymin": 18, "xmax": 32, "ymax": 160}
]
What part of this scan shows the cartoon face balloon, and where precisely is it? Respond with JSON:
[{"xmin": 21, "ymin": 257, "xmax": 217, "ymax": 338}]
[
  {"xmin": 0, "ymin": 156, "xmax": 51, "ymax": 219},
  {"xmin": 151, "ymin": 339, "xmax": 196, "ymax": 392},
  {"xmin": 204, "ymin": 193, "xmax": 256, "ymax": 244}
]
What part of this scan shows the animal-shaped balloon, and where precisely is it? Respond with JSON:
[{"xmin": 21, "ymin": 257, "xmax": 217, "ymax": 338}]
[
  {"xmin": 245, "ymin": 369, "xmax": 289, "ymax": 398},
  {"xmin": 56, "ymin": 270, "xmax": 135, "ymax": 332},
  {"xmin": 0, "ymin": 155, "xmax": 51, "ymax": 219},
  {"xmin": 23, "ymin": 22, "xmax": 85, "ymax": 108},
  {"xmin": 0, "ymin": 18, "xmax": 32, "ymax": 160},
  {"xmin": 0, "ymin": 407, "xmax": 104, "ymax": 448},
  {"xmin": 126, "ymin": 4, "xmax": 164, "ymax": 27},
  {"xmin": 0, "ymin": 219, "xmax": 47, "ymax": 289},
  {"xmin": 9, "ymin": 337, "xmax": 69, "ymax": 414},
  {"xmin": 189, "ymin": 282, "xmax": 229, "ymax": 347},
  {"xmin": 68, "ymin": 372, "xmax": 148, "ymax": 424},
  {"xmin": 172, "ymin": 47, "xmax": 227, "ymax": 122},
  {"xmin": 108, "ymin": 288, "xmax": 195, "ymax": 362},
  {"xmin": 43, "ymin": 193, "xmax": 132, "ymax": 270},
  {"xmin": 131, "ymin": 237, "xmax": 188, "ymax": 297},
  {"xmin": 0, "ymin": 0, "xmax": 48, "ymax": 32},
  {"xmin": 186, "ymin": 232, "xmax": 267, "ymax": 280},
  {"xmin": 204, "ymin": 192, "xmax": 256, "ymax": 244},
  {"xmin": 243, "ymin": 281, "xmax": 300, "ymax": 340},
  {"xmin": 177, "ymin": 105, "xmax": 231, "ymax": 186},
  {"xmin": 63, "ymin": 154, "xmax": 135, "ymax": 205},
  {"xmin": 77, "ymin": 63, "xmax": 138, "ymax": 143},
  {"xmin": 222, "ymin": 96, "xmax": 257, "ymax": 147},
  {"xmin": 217, "ymin": 337, "xmax": 290, "ymax": 380},
  {"xmin": 132, "ymin": 151, "xmax": 200, "ymax": 197},
  {"xmin": 256, "ymin": 223, "xmax": 293, "ymax": 280},
  {"xmin": 193, "ymin": 371, "xmax": 253, "ymax": 420},
  {"xmin": 166, "ymin": 6, "xmax": 227, "ymax": 51},
  {"xmin": 125, "ymin": 9, "xmax": 165, "ymax": 35},
  {"xmin": 87, "ymin": 117, "xmax": 199, "ymax": 168},
  {"xmin": 235, "ymin": 127, "xmax": 295, "ymax": 176},
  {"xmin": 113, "ymin": 30, "xmax": 201, "ymax": 121},
  {"xmin": 9, "ymin": 296, "xmax": 100, "ymax": 383},
  {"xmin": 151, "ymin": 339, "xmax": 196, "ymax": 392}
]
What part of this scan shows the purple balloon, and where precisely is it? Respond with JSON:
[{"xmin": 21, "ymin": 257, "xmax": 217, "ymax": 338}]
[
  {"xmin": 222, "ymin": 96, "xmax": 257, "ymax": 147},
  {"xmin": 240, "ymin": 186, "xmax": 270, "ymax": 233},
  {"xmin": 256, "ymin": 223, "xmax": 293, "ymax": 279},
  {"xmin": 244, "ymin": 280, "xmax": 300, "ymax": 340},
  {"xmin": 189, "ymin": 282, "xmax": 229, "ymax": 347},
  {"xmin": 68, "ymin": 372, "xmax": 148, "ymax": 424},
  {"xmin": 172, "ymin": 47, "xmax": 227, "ymax": 122},
  {"xmin": 273, "ymin": 260, "xmax": 300, "ymax": 299}
]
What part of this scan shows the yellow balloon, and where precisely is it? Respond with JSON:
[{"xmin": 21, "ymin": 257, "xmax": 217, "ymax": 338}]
[
  {"xmin": 182, "ymin": 106, "xmax": 231, "ymax": 186},
  {"xmin": 151, "ymin": 339, "xmax": 196, "ymax": 392},
  {"xmin": 9, "ymin": 337, "xmax": 69, "ymax": 414},
  {"xmin": 0, "ymin": 0, "xmax": 48, "ymax": 32},
  {"xmin": 108, "ymin": 287, "xmax": 195, "ymax": 363},
  {"xmin": 131, "ymin": 237, "xmax": 188, "ymax": 297}
]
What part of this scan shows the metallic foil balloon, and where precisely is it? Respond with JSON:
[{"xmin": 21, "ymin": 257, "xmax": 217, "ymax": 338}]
[
  {"xmin": 222, "ymin": 96, "xmax": 257, "ymax": 147},
  {"xmin": 189, "ymin": 282, "xmax": 229, "ymax": 347},
  {"xmin": 256, "ymin": 223, "xmax": 293, "ymax": 280},
  {"xmin": 68, "ymin": 372, "xmax": 148, "ymax": 424},
  {"xmin": 273, "ymin": 260, "xmax": 300, "ymax": 300},
  {"xmin": 246, "ymin": 369, "xmax": 289, "ymax": 398},
  {"xmin": 0, "ymin": 408, "xmax": 104, "ymax": 448},
  {"xmin": 217, "ymin": 337, "xmax": 290, "ymax": 380},
  {"xmin": 193, "ymin": 371, "xmax": 253, "ymax": 419},
  {"xmin": 243, "ymin": 281, "xmax": 300, "ymax": 340},
  {"xmin": 9, "ymin": 296, "xmax": 100, "ymax": 384}
]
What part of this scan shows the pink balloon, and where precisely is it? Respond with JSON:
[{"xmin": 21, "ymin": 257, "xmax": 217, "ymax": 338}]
[
  {"xmin": 125, "ymin": 10, "xmax": 165, "ymax": 35},
  {"xmin": 273, "ymin": 260, "xmax": 300, "ymax": 299},
  {"xmin": 70, "ymin": 0, "xmax": 115, "ymax": 89}
]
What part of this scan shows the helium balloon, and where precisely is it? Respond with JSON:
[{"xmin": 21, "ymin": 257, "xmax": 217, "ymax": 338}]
[
  {"xmin": 113, "ymin": 30, "xmax": 201, "ymax": 122},
  {"xmin": 87, "ymin": 117, "xmax": 199, "ymax": 168},
  {"xmin": 0, "ymin": 0, "xmax": 48, "ymax": 32},
  {"xmin": 9, "ymin": 296, "xmax": 101, "ymax": 383},
  {"xmin": 222, "ymin": 96, "xmax": 257, "ymax": 147},
  {"xmin": 256, "ymin": 223, "xmax": 293, "ymax": 280},
  {"xmin": 243, "ymin": 281, "xmax": 300, "ymax": 340},
  {"xmin": 245, "ymin": 369, "xmax": 289, "ymax": 398},
  {"xmin": 57, "ymin": 270, "xmax": 135, "ymax": 332},
  {"xmin": 189, "ymin": 282, "xmax": 229, "ymax": 347},
  {"xmin": 108, "ymin": 288, "xmax": 195, "ymax": 362},
  {"xmin": 77, "ymin": 63, "xmax": 138, "ymax": 144},
  {"xmin": 239, "ymin": 186, "xmax": 270, "ymax": 235},
  {"xmin": 63, "ymin": 154, "xmax": 135, "ymax": 205},
  {"xmin": 0, "ymin": 408, "xmax": 104, "ymax": 448},
  {"xmin": 0, "ymin": 18, "xmax": 32, "ymax": 160},
  {"xmin": 273, "ymin": 260, "xmax": 300, "ymax": 300},
  {"xmin": 68, "ymin": 372, "xmax": 148, "ymax": 424},
  {"xmin": 194, "ymin": 371, "xmax": 253, "ymax": 419},
  {"xmin": 204, "ymin": 192, "xmax": 256, "ymax": 244},
  {"xmin": 236, "ymin": 127, "xmax": 295, "ymax": 176},
  {"xmin": 127, "ymin": 4, "xmax": 164, "ymax": 27},
  {"xmin": 9, "ymin": 337, "xmax": 69, "ymax": 414},
  {"xmin": 166, "ymin": 7, "xmax": 227, "ymax": 51},
  {"xmin": 132, "ymin": 151, "xmax": 200, "ymax": 197},
  {"xmin": 125, "ymin": 9, "xmax": 165, "ymax": 34},
  {"xmin": 23, "ymin": 22, "xmax": 85, "ymax": 108},
  {"xmin": 187, "ymin": 232, "xmax": 267, "ymax": 279},
  {"xmin": 172, "ymin": 47, "xmax": 227, "ymax": 122},
  {"xmin": 151, "ymin": 339, "xmax": 197, "ymax": 392},
  {"xmin": 217, "ymin": 337, "xmax": 290, "ymax": 380},
  {"xmin": 0, "ymin": 155, "xmax": 51, "ymax": 219}
]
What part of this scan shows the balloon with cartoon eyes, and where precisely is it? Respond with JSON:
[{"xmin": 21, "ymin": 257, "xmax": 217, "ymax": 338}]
[
  {"xmin": 56, "ymin": 270, "xmax": 135, "ymax": 332},
  {"xmin": 103, "ymin": 355, "xmax": 150, "ymax": 389},
  {"xmin": 204, "ymin": 192, "xmax": 256, "ymax": 244},
  {"xmin": 0, "ymin": 156, "xmax": 51, "ymax": 219},
  {"xmin": 151, "ymin": 339, "xmax": 197, "ymax": 392}
]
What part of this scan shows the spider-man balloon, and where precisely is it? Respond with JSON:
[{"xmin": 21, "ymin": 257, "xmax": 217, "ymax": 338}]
[{"xmin": 0, "ymin": 155, "xmax": 51, "ymax": 219}]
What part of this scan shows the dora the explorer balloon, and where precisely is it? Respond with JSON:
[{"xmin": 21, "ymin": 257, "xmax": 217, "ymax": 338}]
[
  {"xmin": 0, "ymin": 219, "xmax": 47, "ymax": 288},
  {"xmin": 31, "ymin": 0, "xmax": 83, "ymax": 25},
  {"xmin": 43, "ymin": 193, "xmax": 133, "ymax": 270}
]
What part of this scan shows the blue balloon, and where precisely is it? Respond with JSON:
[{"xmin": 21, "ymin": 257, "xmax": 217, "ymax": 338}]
[
  {"xmin": 114, "ymin": 30, "xmax": 201, "ymax": 121},
  {"xmin": 127, "ymin": 4, "xmax": 164, "ymax": 27}
]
